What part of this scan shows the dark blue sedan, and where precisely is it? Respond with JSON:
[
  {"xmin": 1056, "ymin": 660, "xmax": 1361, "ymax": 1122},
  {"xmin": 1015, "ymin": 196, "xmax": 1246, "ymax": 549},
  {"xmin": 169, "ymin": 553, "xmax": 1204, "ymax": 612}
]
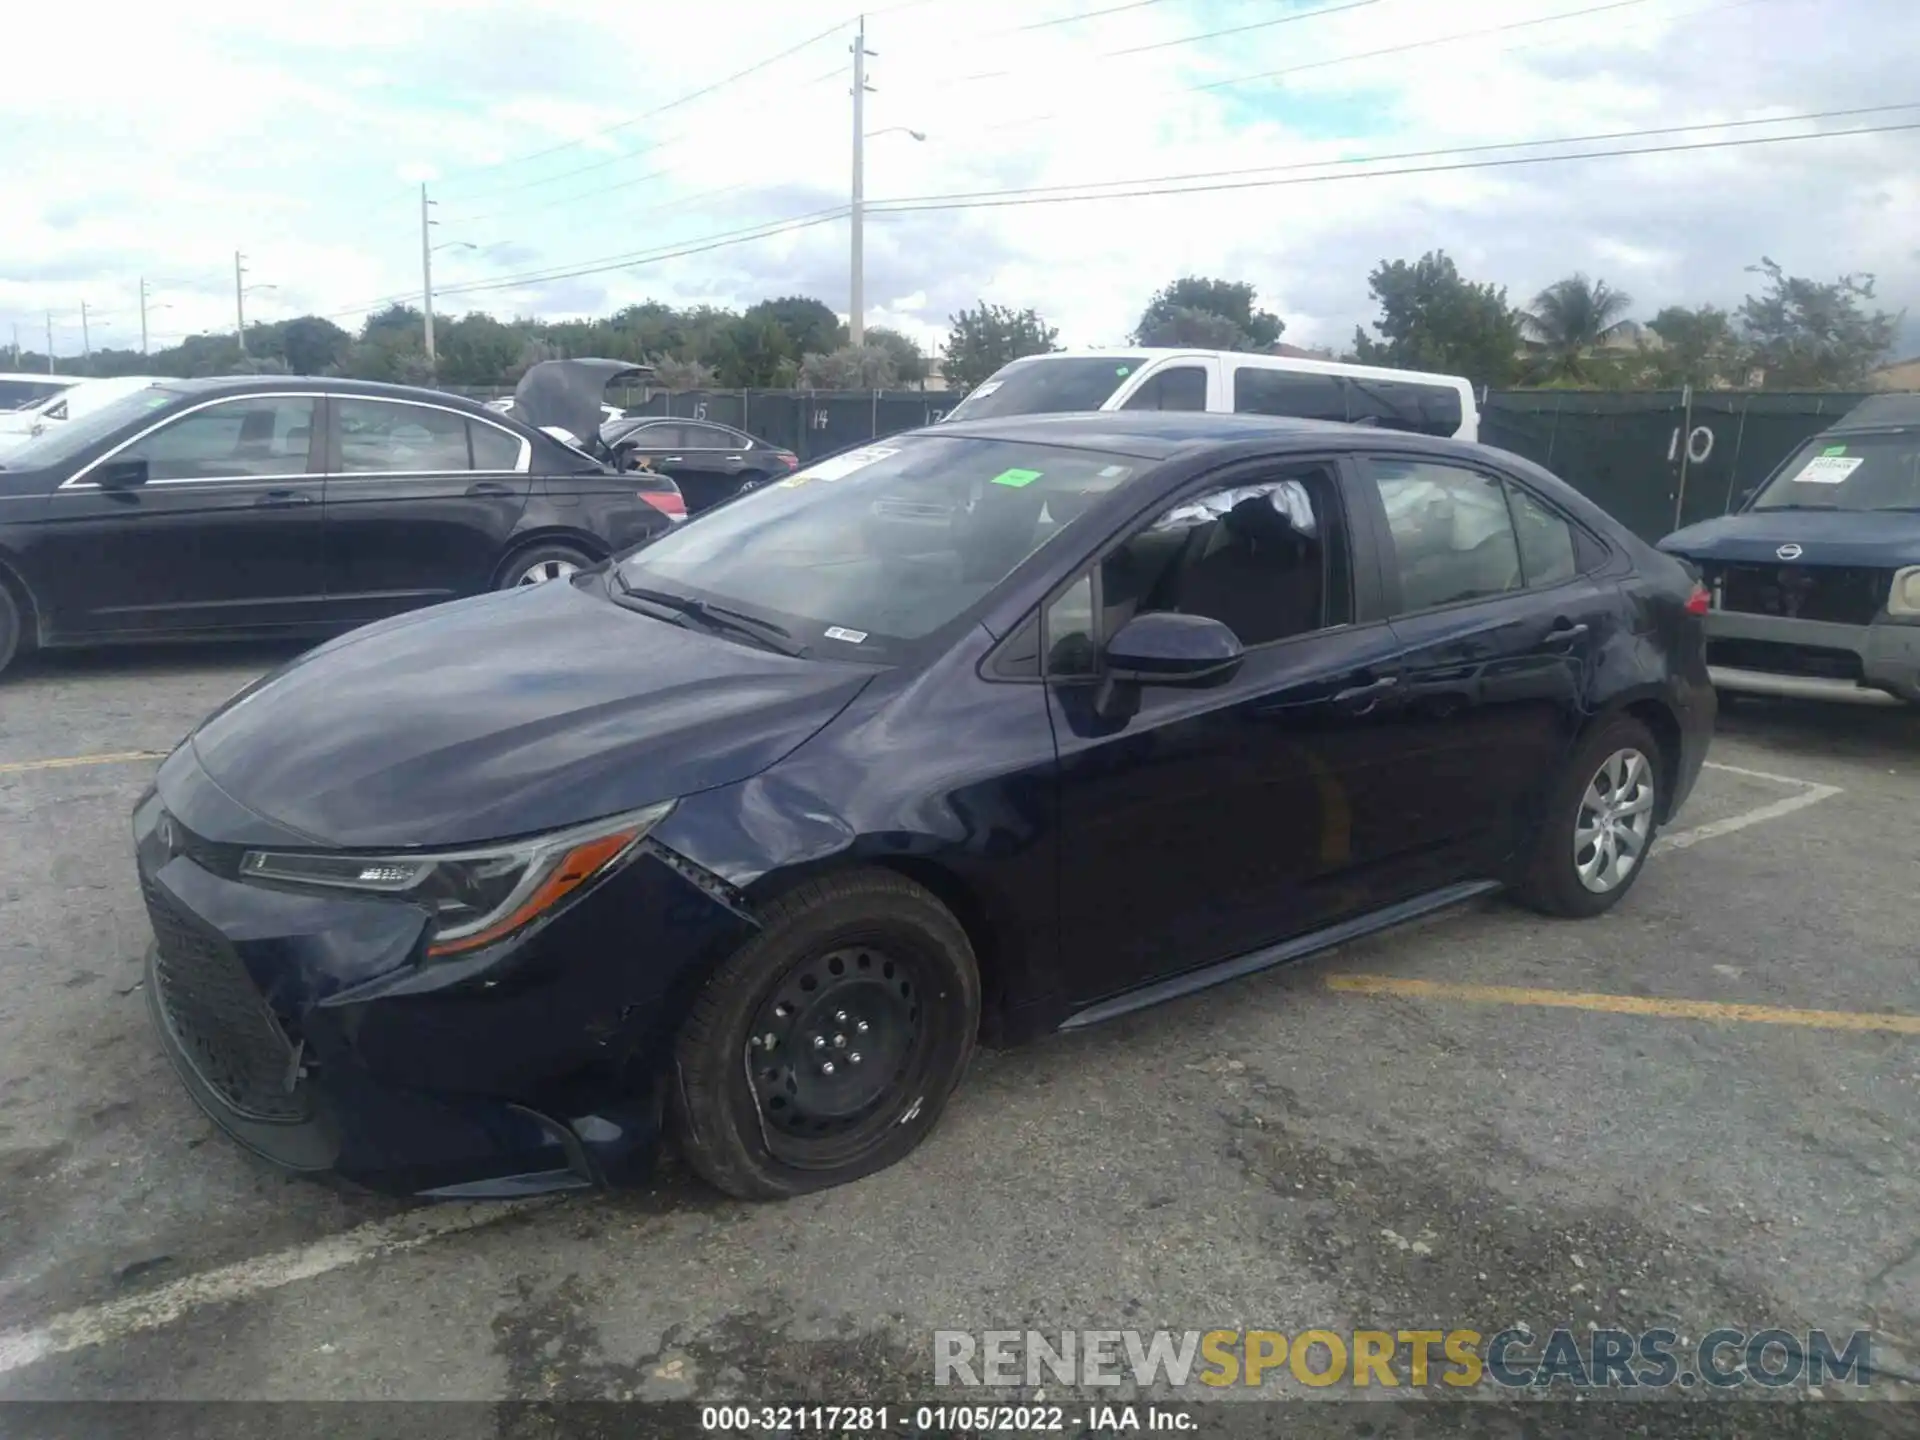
[{"xmin": 135, "ymin": 412, "xmax": 1714, "ymax": 1199}]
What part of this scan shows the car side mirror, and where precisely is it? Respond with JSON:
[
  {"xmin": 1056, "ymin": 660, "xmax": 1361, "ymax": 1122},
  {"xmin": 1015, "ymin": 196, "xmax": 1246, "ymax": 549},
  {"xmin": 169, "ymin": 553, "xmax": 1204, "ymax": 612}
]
[
  {"xmin": 1103, "ymin": 612, "xmax": 1244, "ymax": 685},
  {"xmin": 94, "ymin": 457, "xmax": 149, "ymax": 490}
]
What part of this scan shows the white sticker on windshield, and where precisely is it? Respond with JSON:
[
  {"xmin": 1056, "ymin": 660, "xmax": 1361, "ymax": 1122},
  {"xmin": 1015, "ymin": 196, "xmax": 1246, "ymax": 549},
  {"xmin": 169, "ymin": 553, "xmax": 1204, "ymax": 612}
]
[
  {"xmin": 1793, "ymin": 454, "xmax": 1862, "ymax": 484},
  {"xmin": 824, "ymin": 626, "xmax": 868, "ymax": 644},
  {"xmin": 969, "ymin": 381, "xmax": 1003, "ymax": 401},
  {"xmin": 791, "ymin": 446, "xmax": 898, "ymax": 484}
]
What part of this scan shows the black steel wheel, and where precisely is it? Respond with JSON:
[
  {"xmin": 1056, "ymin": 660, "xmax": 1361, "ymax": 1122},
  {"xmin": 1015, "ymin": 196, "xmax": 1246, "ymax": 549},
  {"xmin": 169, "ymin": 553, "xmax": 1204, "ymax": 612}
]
[{"xmin": 671, "ymin": 870, "xmax": 979, "ymax": 1199}]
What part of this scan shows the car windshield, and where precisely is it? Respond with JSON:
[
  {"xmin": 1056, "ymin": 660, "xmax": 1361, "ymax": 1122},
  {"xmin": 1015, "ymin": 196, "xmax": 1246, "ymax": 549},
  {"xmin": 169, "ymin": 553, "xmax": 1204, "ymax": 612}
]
[
  {"xmin": 1750, "ymin": 431, "xmax": 1920, "ymax": 511},
  {"xmin": 0, "ymin": 379, "xmax": 73, "ymax": 411},
  {"xmin": 612, "ymin": 434, "xmax": 1143, "ymax": 656},
  {"xmin": 943, "ymin": 357, "xmax": 1149, "ymax": 422},
  {"xmin": 0, "ymin": 385, "xmax": 177, "ymax": 469}
]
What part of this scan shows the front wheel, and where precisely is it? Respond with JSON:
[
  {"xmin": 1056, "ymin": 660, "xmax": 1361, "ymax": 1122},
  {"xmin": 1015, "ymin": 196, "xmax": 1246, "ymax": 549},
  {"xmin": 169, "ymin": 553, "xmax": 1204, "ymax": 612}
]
[
  {"xmin": 670, "ymin": 870, "xmax": 980, "ymax": 1200},
  {"xmin": 497, "ymin": 543, "xmax": 594, "ymax": 590},
  {"xmin": 1512, "ymin": 715, "xmax": 1663, "ymax": 918}
]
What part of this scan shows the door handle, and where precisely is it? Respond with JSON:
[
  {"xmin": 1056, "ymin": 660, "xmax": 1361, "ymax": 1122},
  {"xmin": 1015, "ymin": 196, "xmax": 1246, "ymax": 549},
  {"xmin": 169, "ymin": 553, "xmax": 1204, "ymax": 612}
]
[
  {"xmin": 1544, "ymin": 621, "xmax": 1590, "ymax": 646},
  {"xmin": 465, "ymin": 480, "xmax": 516, "ymax": 497},
  {"xmin": 662, "ymin": 455, "xmax": 684, "ymax": 463},
  {"xmin": 1333, "ymin": 674, "xmax": 1400, "ymax": 709},
  {"xmin": 254, "ymin": 490, "xmax": 314, "ymax": 508}
]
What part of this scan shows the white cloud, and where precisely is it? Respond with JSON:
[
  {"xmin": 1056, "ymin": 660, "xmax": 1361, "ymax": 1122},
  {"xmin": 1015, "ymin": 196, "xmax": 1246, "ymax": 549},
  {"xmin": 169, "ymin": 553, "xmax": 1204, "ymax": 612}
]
[{"xmin": 3, "ymin": 0, "xmax": 1916, "ymax": 362}]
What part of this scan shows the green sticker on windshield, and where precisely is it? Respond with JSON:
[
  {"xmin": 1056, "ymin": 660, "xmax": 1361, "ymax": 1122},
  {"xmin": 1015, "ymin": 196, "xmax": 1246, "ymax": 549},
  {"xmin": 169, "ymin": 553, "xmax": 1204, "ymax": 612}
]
[
  {"xmin": 1823, "ymin": 444, "xmax": 1848, "ymax": 456},
  {"xmin": 991, "ymin": 467, "xmax": 1043, "ymax": 488},
  {"xmin": 1115, "ymin": 366, "xmax": 1131, "ymax": 377}
]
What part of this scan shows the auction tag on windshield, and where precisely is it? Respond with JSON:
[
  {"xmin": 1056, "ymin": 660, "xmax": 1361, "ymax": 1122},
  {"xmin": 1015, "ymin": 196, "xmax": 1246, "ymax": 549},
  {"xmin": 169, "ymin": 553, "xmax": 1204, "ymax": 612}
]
[
  {"xmin": 823, "ymin": 626, "xmax": 868, "ymax": 644},
  {"xmin": 991, "ymin": 468, "xmax": 1043, "ymax": 488},
  {"xmin": 1794, "ymin": 454, "xmax": 1862, "ymax": 484},
  {"xmin": 779, "ymin": 446, "xmax": 898, "ymax": 487}
]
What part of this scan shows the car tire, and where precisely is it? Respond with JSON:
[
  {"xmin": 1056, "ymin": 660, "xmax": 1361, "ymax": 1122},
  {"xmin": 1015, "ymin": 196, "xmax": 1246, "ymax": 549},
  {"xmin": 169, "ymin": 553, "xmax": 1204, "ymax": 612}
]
[
  {"xmin": 1512, "ymin": 714, "xmax": 1663, "ymax": 919},
  {"xmin": 0, "ymin": 581, "xmax": 23, "ymax": 680},
  {"xmin": 496, "ymin": 542, "xmax": 594, "ymax": 590},
  {"xmin": 670, "ymin": 869, "xmax": 980, "ymax": 1201}
]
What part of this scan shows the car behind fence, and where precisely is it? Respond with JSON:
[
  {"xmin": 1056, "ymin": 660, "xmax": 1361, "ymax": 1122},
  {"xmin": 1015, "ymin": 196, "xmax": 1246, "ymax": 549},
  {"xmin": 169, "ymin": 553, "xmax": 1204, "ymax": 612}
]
[{"xmin": 444, "ymin": 385, "xmax": 1888, "ymax": 542}]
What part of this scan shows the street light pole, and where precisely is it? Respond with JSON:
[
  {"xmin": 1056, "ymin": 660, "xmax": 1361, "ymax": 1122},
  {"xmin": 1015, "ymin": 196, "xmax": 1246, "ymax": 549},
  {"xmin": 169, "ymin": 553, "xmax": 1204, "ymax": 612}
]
[
  {"xmin": 80, "ymin": 300, "xmax": 91, "ymax": 359},
  {"xmin": 45, "ymin": 312, "xmax": 53, "ymax": 373},
  {"xmin": 849, "ymin": 15, "xmax": 874, "ymax": 346},
  {"xmin": 140, "ymin": 277, "xmax": 150, "ymax": 355},
  {"xmin": 235, "ymin": 250, "xmax": 248, "ymax": 356},
  {"xmin": 421, "ymin": 183, "xmax": 437, "ymax": 370}
]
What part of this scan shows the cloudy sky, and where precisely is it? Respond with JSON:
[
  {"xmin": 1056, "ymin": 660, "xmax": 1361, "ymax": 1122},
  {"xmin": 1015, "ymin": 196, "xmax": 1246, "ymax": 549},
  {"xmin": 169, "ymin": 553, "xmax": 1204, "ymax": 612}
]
[{"xmin": 5, "ymin": 0, "xmax": 1917, "ymax": 364}]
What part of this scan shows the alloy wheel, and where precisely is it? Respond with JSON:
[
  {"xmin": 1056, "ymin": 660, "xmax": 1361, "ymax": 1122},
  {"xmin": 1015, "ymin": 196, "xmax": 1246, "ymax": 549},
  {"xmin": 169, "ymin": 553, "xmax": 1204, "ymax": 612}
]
[
  {"xmin": 1574, "ymin": 747, "xmax": 1656, "ymax": 894},
  {"xmin": 517, "ymin": 558, "xmax": 578, "ymax": 586},
  {"xmin": 744, "ymin": 946, "xmax": 926, "ymax": 1166}
]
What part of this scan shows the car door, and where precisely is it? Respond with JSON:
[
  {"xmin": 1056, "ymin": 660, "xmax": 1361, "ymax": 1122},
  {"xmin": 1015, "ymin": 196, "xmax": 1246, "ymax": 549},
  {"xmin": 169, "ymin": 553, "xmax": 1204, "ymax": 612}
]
[
  {"xmin": 32, "ymin": 391, "xmax": 328, "ymax": 638},
  {"xmin": 643, "ymin": 421, "xmax": 755, "ymax": 512},
  {"xmin": 1354, "ymin": 453, "xmax": 1604, "ymax": 875},
  {"xmin": 320, "ymin": 394, "xmax": 533, "ymax": 624},
  {"xmin": 1046, "ymin": 456, "xmax": 1428, "ymax": 1007}
]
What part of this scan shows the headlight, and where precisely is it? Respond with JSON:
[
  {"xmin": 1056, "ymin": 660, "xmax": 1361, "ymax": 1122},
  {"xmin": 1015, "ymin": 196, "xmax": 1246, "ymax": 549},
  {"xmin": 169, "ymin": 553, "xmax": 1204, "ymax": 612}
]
[
  {"xmin": 239, "ymin": 801, "xmax": 674, "ymax": 958},
  {"xmin": 1889, "ymin": 567, "xmax": 1920, "ymax": 617}
]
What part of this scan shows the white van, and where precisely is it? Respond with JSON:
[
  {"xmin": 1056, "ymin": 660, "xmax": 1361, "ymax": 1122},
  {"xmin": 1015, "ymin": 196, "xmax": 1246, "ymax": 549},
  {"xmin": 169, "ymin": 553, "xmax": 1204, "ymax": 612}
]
[{"xmin": 942, "ymin": 348, "xmax": 1479, "ymax": 443}]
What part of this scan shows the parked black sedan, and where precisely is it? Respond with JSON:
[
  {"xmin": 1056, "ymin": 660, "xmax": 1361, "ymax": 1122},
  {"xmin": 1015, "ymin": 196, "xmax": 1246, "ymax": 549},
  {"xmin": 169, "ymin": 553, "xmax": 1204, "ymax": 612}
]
[
  {"xmin": 0, "ymin": 367, "xmax": 685, "ymax": 676},
  {"xmin": 135, "ymin": 412, "xmax": 1712, "ymax": 1200},
  {"xmin": 600, "ymin": 415, "xmax": 800, "ymax": 512}
]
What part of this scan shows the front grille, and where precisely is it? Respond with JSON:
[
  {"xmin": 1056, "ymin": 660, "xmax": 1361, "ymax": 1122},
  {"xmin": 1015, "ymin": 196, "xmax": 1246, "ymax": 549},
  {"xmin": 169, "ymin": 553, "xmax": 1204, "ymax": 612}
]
[
  {"xmin": 144, "ymin": 876, "xmax": 308, "ymax": 1121},
  {"xmin": 1709, "ymin": 562, "xmax": 1888, "ymax": 626},
  {"xmin": 1707, "ymin": 638, "xmax": 1865, "ymax": 682}
]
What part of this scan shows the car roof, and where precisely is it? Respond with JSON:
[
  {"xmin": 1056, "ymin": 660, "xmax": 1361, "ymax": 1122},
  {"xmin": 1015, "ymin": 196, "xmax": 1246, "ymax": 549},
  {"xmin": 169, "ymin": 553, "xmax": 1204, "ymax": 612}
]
[
  {"xmin": 152, "ymin": 374, "xmax": 502, "ymax": 414},
  {"xmin": 1827, "ymin": 393, "xmax": 1920, "ymax": 432},
  {"xmin": 922, "ymin": 409, "xmax": 1485, "ymax": 461},
  {"xmin": 990, "ymin": 347, "xmax": 1474, "ymax": 390}
]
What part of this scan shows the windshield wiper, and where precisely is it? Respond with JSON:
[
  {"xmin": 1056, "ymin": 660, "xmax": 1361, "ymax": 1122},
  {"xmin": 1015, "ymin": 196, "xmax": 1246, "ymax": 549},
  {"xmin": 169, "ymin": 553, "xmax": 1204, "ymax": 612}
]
[
  {"xmin": 614, "ymin": 580, "xmax": 808, "ymax": 657},
  {"xmin": 1749, "ymin": 503, "xmax": 1840, "ymax": 511}
]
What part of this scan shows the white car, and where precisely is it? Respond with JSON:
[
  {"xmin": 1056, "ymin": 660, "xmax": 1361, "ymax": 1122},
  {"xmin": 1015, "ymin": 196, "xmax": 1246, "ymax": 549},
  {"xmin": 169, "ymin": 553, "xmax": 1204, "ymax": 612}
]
[
  {"xmin": 0, "ymin": 376, "xmax": 171, "ymax": 455},
  {"xmin": 0, "ymin": 373, "xmax": 80, "ymax": 412}
]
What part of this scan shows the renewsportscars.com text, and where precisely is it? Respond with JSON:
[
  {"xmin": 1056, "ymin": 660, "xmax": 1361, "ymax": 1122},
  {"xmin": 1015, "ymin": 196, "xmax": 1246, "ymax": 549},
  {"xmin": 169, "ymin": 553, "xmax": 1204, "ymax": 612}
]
[{"xmin": 934, "ymin": 1327, "xmax": 1873, "ymax": 1390}]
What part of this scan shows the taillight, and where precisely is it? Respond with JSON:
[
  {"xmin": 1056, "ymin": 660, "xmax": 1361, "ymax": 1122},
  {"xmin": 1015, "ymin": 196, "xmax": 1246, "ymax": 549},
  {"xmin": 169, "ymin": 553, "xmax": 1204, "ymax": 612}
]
[
  {"xmin": 778, "ymin": 453, "xmax": 799, "ymax": 470},
  {"xmin": 1685, "ymin": 583, "xmax": 1711, "ymax": 616},
  {"xmin": 638, "ymin": 488, "xmax": 686, "ymax": 522}
]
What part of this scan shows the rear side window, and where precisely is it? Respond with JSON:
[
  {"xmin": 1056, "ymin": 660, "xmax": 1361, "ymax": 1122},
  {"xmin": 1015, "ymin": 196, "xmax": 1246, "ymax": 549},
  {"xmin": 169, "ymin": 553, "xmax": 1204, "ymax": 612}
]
[
  {"xmin": 1506, "ymin": 484, "xmax": 1578, "ymax": 587},
  {"xmin": 1369, "ymin": 459, "xmax": 1522, "ymax": 612},
  {"xmin": 1346, "ymin": 379, "xmax": 1463, "ymax": 437},
  {"xmin": 1122, "ymin": 366, "xmax": 1208, "ymax": 412},
  {"xmin": 337, "ymin": 399, "xmax": 470, "ymax": 473},
  {"xmin": 1233, "ymin": 368, "xmax": 1344, "ymax": 422},
  {"xmin": 470, "ymin": 421, "xmax": 523, "ymax": 471}
]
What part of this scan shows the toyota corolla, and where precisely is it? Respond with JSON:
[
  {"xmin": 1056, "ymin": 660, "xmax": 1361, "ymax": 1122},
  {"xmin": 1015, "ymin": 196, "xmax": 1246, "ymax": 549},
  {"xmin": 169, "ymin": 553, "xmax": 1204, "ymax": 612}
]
[{"xmin": 136, "ymin": 413, "xmax": 1713, "ymax": 1200}]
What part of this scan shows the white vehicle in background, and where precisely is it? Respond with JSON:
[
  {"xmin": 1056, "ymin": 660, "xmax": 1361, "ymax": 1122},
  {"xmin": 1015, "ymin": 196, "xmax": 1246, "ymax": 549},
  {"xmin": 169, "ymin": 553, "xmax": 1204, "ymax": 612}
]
[
  {"xmin": 942, "ymin": 348, "xmax": 1481, "ymax": 443},
  {"xmin": 0, "ymin": 373, "xmax": 80, "ymax": 412},
  {"xmin": 0, "ymin": 376, "xmax": 171, "ymax": 456}
]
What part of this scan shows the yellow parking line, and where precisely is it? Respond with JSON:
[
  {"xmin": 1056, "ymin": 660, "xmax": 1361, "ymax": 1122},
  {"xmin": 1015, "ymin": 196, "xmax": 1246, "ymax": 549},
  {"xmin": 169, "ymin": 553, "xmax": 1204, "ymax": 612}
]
[
  {"xmin": 1326, "ymin": 975, "xmax": 1920, "ymax": 1035},
  {"xmin": 0, "ymin": 750, "xmax": 167, "ymax": 776}
]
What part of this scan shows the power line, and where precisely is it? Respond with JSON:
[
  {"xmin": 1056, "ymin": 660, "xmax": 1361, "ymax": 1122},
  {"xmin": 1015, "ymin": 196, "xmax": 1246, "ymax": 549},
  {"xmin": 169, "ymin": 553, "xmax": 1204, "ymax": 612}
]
[
  {"xmin": 1017, "ymin": 0, "xmax": 1183, "ymax": 31},
  {"xmin": 866, "ymin": 118, "xmax": 1920, "ymax": 216},
  {"xmin": 1107, "ymin": 0, "xmax": 1377, "ymax": 58},
  {"xmin": 874, "ymin": 102, "xmax": 1920, "ymax": 208}
]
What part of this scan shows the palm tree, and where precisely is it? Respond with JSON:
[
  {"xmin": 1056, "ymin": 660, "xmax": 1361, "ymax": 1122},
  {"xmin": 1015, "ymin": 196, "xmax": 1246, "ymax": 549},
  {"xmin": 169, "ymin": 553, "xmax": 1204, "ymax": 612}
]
[{"xmin": 1523, "ymin": 274, "xmax": 1636, "ymax": 384}]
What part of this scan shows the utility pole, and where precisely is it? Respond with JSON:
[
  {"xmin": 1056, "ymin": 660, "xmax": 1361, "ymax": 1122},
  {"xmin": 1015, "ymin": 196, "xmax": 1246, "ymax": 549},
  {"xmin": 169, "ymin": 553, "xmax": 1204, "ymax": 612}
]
[
  {"xmin": 421, "ymin": 183, "xmax": 437, "ymax": 370},
  {"xmin": 234, "ymin": 250, "xmax": 249, "ymax": 355},
  {"xmin": 849, "ymin": 15, "xmax": 874, "ymax": 347},
  {"xmin": 139, "ymin": 277, "xmax": 150, "ymax": 354},
  {"xmin": 45, "ymin": 312, "xmax": 54, "ymax": 373},
  {"xmin": 80, "ymin": 300, "xmax": 91, "ymax": 359}
]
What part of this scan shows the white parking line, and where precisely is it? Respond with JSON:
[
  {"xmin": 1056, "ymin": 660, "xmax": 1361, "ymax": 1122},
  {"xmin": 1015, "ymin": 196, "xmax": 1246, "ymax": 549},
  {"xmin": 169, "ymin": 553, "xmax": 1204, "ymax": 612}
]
[
  {"xmin": 1658, "ymin": 759, "xmax": 1842, "ymax": 853},
  {"xmin": 0, "ymin": 1198, "xmax": 558, "ymax": 1377}
]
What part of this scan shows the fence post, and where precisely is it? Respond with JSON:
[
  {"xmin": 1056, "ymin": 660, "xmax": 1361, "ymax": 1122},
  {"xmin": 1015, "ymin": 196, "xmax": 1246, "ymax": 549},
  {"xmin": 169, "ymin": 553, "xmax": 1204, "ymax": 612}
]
[
  {"xmin": 871, "ymin": 389, "xmax": 879, "ymax": 439},
  {"xmin": 1672, "ymin": 384, "xmax": 1693, "ymax": 531},
  {"xmin": 1721, "ymin": 393, "xmax": 1752, "ymax": 515}
]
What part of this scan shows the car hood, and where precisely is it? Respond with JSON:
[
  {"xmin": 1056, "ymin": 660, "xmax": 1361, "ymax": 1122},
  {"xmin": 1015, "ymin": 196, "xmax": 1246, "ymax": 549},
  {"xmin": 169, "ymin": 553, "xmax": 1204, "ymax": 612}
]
[
  {"xmin": 512, "ymin": 358, "xmax": 651, "ymax": 450},
  {"xmin": 1660, "ymin": 509, "xmax": 1920, "ymax": 568},
  {"xmin": 187, "ymin": 579, "xmax": 876, "ymax": 849}
]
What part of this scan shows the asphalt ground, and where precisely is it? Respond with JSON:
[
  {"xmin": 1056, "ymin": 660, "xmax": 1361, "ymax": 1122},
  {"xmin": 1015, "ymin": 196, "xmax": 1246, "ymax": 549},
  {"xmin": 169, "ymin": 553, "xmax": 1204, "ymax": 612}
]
[{"xmin": 2, "ymin": 642, "xmax": 1918, "ymax": 1433}]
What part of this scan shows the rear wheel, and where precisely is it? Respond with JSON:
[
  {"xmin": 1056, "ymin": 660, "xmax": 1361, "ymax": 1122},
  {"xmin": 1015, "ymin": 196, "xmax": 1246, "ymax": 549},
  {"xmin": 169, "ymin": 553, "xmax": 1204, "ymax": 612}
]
[
  {"xmin": 670, "ymin": 870, "xmax": 980, "ymax": 1200},
  {"xmin": 1513, "ymin": 715, "xmax": 1662, "ymax": 918},
  {"xmin": 497, "ymin": 542, "xmax": 594, "ymax": 590}
]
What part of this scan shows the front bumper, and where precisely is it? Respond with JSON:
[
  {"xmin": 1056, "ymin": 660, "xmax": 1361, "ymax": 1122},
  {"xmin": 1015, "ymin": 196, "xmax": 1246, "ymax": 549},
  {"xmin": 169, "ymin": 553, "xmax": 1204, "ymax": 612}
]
[
  {"xmin": 1704, "ymin": 610, "xmax": 1920, "ymax": 704},
  {"xmin": 135, "ymin": 771, "xmax": 756, "ymax": 1197}
]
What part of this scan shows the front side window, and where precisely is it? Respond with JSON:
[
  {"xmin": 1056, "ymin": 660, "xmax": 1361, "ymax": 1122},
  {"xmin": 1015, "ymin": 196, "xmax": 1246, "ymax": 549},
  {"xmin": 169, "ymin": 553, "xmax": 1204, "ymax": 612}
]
[
  {"xmin": 1122, "ymin": 366, "xmax": 1208, "ymax": 412},
  {"xmin": 943, "ymin": 357, "xmax": 1148, "ymax": 421},
  {"xmin": 1370, "ymin": 459, "xmax": 1522, "ymax": 612},
  {"xmin": 613, "ymin": 435, "xmax": 1141, "ymax": 655},
  {"xmin": 1750, "ymin": 432, "xmax": 1920, "ymax": 512},
  {"xmin": 120, "ymin": 395, "xmax": 315, "ymax": 480},
  {"xmin": 336, "ymin": 399, "xmax": 470, "ymax": 473}
]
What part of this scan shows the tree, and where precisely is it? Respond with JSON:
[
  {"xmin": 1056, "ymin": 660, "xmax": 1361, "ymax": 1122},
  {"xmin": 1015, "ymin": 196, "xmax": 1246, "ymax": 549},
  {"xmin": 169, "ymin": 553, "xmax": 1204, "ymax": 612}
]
[
  {"xmin": 1136, "ymin": 306, "xmax": 1250, "ymax": 350},
  {"xmin": 276, "ymin": 315, "xmax": 351, "ymax": 375},
  {"xmin": 437, "ymin": 312, "xmax": 525, "ymax": 387},
  {"xmin": 1738, "ymin": 257, "xmax": 1899, "ymax": 390},
  {"xmin": 1133, "ymin": 277, "xmax": 1281, "ymax": 349},
  {"xmin": 942, "ymin": 302, "xmax": 1060, "ymax": 391},
  {"xmin": 714, "ymin": 316, "xmax": 797, "ymax": 388},
  {"xmin": 651, "ymin": 356, "xmax": 717, "ymax": 390},
  {"xmin": 864, "ymin": 326, "xmax": 930, "ymax": 387},
  {"xmin": 742, "ymin": 296, "xmax": 842, "ymax": 359},
  {"xmin": 798, "ymin": 344, "xmax": 898, "ymax": 389},
  {"xmin": 1352, "ymin": 251, "xmax": 1524, "ymax": 389},
  {"xmin": 1522, "ymin": 274, "xmax": 1635, "ymax": 384},
  {"xmin": 1642, "ymin": 305, "xmax": 1744, "ymax": 389}
]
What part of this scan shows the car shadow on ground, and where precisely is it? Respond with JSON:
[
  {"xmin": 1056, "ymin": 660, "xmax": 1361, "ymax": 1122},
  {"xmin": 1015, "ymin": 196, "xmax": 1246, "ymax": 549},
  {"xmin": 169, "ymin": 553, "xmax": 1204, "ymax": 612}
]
[
  {"xmin": 8, "ymin": 639, "xmax": 317, "ymax": 683},
  {"xmin": 1715, "ymin": 690, "xmax": 1920, "ymax": 761}
]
